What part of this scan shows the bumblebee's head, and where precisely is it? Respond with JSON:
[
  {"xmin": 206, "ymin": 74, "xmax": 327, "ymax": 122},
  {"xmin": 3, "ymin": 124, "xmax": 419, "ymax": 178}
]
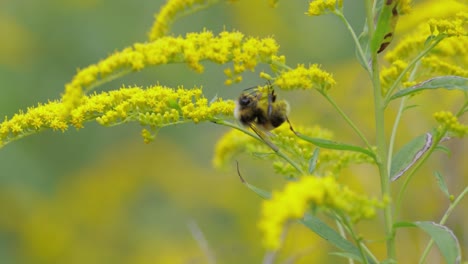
[{"xmin": 238, "ymin": 93, "xmax": 257, "ymax": 109}]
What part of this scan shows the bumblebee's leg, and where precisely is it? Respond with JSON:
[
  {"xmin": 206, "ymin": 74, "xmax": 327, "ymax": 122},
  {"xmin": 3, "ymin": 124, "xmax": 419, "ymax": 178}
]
[
  {"xmin": 286, "ymin": 117, "xmax": 299, "ymax": 136},
  {"xmin": 249, "ymin": 124, "xmax": 279, "ymax": 152}
]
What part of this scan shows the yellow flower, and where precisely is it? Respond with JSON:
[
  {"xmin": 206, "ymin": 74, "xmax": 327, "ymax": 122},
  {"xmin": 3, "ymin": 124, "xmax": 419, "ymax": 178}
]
[
  {"xmin": 0, "ymin": 85, "xmax": 234, "ymax": 148},
  {"xmin": 428, "ymin": 12, "xmax": 467, "ymax": 37},
  {"xmin": 61, "ymin": 30, "xmax": 282, "ymax": 116},
  {"xmin": 258, "ymin": 175, "xmax": 382, "ymax": 250},
  {"xmin": 381, "ymin": 10, "xmax": 468, "ymax": 94},
  {"xmin": 149, "ymin": 0, "xmax": 219, "ymax": 40},
  {"xmin": 433, "ymin": 111, "xmax": 468, "ymax": 137},
  {"xmin": 307, "ymin": 0, "xmax": 343, "ymax": 16},
  {"xmin": 274, "ymin": 64, "xmax": 336, "ymax": 92}
]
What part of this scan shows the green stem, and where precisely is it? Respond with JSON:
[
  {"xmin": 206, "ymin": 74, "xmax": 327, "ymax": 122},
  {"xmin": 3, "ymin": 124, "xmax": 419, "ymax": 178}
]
[
  {"xmin": 419, "ymin": 187, "xmax": 468, "ymax": 264},
  {"xmin": 365, "ymin": 0, "xmax": 395, "ymax": 259},
  {"xmin": 335, "ymin": 221, "xmax": 355, "ymax": 264},
  {"xmin": 334, "ymin": 10, "xmax": 370, "ymax": 73},
  {"xmin": 320, "ymin": 91, "xmax": 373, "ymax": 151},
  {"xmin": 387, "ymin": 62, "xmax": 421, "ymax": 177}
]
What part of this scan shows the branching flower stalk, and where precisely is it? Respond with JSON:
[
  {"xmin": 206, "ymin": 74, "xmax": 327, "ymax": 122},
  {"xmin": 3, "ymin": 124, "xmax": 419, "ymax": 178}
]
[{"xmin": 0, "ymin": 0, "xmax": 466, "ymax": 263}]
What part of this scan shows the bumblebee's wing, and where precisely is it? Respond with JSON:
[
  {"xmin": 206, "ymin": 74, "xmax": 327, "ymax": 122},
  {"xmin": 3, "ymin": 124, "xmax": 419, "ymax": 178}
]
[{"xmin": 249, "ymin": 124, "xmax": 279, "ymax": 152}]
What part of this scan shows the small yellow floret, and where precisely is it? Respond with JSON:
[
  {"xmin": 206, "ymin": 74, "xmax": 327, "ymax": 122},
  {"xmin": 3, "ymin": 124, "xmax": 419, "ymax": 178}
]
[
  {"xmin": 307, "ymin": 0, "xmax": 342, "ymax": 16},
  {"xmin": 274, "ymin": 64, "xmax": 336, "ymax": 91},
  {"xmin": 433, "ymin": 111, "xmax": 468, "ymax": 137}
]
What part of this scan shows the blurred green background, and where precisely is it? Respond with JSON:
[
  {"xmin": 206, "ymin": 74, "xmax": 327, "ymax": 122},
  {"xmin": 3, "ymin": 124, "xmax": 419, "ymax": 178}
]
[{"xmin": 0, "ymin": 0, "xmax": 466, "ymax": 263}]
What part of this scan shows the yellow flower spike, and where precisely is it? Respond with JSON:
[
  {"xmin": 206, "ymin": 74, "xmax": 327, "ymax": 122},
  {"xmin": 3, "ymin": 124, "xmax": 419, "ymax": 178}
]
[
  {"xmin": 433, "ymin": 111, "xmax": 468, "ymax": 137},
  {"xmin": 258, "ymin": 175, "xmax": 382, "ymax": 250},
  {"xmin": 274, "ymin": 64, "xmax": 336, "ymax": 91},
  {"xmin": 0, "ymin": 85, "xmax": 234, "ymax": 148},
  {"xmin": 148, "ymin": 0, "xmax": 220, "ymax": 41},
  {"xmin": 61, "ymin": 31, "xmax": 282, "ymax": 115}
]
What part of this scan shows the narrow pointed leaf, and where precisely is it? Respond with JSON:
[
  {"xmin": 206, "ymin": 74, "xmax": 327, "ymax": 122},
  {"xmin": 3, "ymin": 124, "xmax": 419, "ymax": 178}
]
[
  {"xmin": 308, "ymin": 148, "xmax": 320, "ymax": 174},
  {"xmin": 390, "ymin": 133, "xmax": 433, "ymax": 181},
  {"xmin": 296, "ymin": 133, "xmax": 376, "ymax": 160},
  {"xmin": 433, "ymin": 171, "xmax": 450, "ymax": 198},
  {"xmin": 300, "ymin": 214, "xmax": 376, "ymax": 264},
  {"xmin": 390, "ymin": 76, "xmax": 468, "ymax": 100},
  {"xmin": 356, "ymin": 29, "xmax": 371, "ymax": 70},
  {"xmin": 395, "ymin": 221, "xmax": 461, "ymax": 264}
]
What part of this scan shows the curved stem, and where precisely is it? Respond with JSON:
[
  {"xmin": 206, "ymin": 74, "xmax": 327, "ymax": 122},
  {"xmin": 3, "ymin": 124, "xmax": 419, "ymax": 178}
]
[
  {"xmin": 419, "ymin": 187, "xmax": 468, "ymax": 264},
  {"xmin": 334, "ymin": 10, "xmax": 370, "ymax": 73}
]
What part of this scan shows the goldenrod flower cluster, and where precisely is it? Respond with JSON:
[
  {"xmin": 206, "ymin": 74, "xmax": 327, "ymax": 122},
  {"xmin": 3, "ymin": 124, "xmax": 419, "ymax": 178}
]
[
  {"xmin": 428, "ymin": 12, "xmax": 467, "ymax": 37},
  {"xmin": 149, "ymin": 0, "xmax": 217, "ymax": 40},
  {"xmin": 258, "ymin": 175, "xmax": 383, "ymax": 250},
  {"xmin": 62, "ymin": 30, "xmax": 282, "ymax": 115},
  {"xmin": 433, "ymin": 111, "xmax": 468, "ymax": 137},
  {"xmin": 380, "ymin": 10, "xmax": 468, "ymax": 95},
  {"xmin": 307, "ymin": 0, "xmax": 343, "ymax": 16},
  {"xmin": 213, "ymin": 123, "xmax": 374, "ymax": 177},
  {"xmin": 0, "ymin": 86, "xmax": 234, "ymax": 148},
  {"xmin": 274, "ymin": 64, "xmax": 336, "ymax": 92}
]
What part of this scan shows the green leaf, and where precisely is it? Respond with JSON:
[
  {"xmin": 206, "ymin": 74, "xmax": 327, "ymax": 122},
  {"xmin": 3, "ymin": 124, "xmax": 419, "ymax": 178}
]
[
  {"xmin": 328, "ymin": 252, "xmax": 361, "ymax": 261},
  {"xmin": 296, "ymin": 133, "xmax": 376, "ymax": 160},
  {"xmin": 433, "ymin": 171, "xmax": 450, "ymax": 199},
  {"xmin": 300, "ymin": 214, "xmax": 376, "ymax": 264},
  {"xmin": 329, "ymin": 252, "xmax": 362, "ymax": 261},
  {"xmin": 390, "ymin": 132, "xmax": 433, "ymax": 181},
  {"xmin": 308, "ymin": 148, "xmax": 320, "ymax": 174},
  {"xmin": 356, "ymin": 28, "xmax": 371, "ymax": 70},
  {"xmin": 371, "ymin": 0, "xmax": 399, "ymax": 54},
  {"xmin": 390, "ymin": 76, "xmax": 468, "ymax": 100},
  {"xmin": 395, "ymin": 221, "xmax": 461, "ymax": 264}
]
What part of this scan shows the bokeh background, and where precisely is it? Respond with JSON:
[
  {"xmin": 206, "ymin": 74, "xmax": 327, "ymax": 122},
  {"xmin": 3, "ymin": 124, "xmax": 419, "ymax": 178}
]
[{"xmin": 0, "ymin": 0, "xmax": 466, "ymax": 263}]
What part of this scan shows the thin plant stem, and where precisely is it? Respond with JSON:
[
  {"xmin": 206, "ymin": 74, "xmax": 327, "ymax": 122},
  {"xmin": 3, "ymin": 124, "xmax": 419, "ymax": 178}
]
[
  {"xmin": 334, "ymin": 10, "xmax": 370, "ymax": 73},
  {"xmin": 386, "ymin": 62, "xmax": 421, "ymax": 177},
  {"xmin": 335, "ymin": 219, "xmax": 355, "ymax": 264},
  {"xmin": 419, "ymin": 187, "xmax": 468, "ymax": 264},
  {"xmin": 320, "ymin": 91, "xmax": 373, "ymax": 151},
  {"xmin": 365, "ymin": 0, "xmax": 395, "ymax": 259}
]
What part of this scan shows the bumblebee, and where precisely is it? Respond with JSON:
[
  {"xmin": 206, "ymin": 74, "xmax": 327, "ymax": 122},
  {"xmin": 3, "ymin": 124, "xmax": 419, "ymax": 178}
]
[{"xmin": 234, "ymin": 83, "xmax": 291, "ymax": 151}]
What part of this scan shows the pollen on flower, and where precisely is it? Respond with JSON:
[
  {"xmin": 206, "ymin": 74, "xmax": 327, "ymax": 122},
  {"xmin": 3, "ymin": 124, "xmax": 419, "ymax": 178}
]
[{"xmin": 258, "ymin": 175, "xmax": 382, "ymax": 250}]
